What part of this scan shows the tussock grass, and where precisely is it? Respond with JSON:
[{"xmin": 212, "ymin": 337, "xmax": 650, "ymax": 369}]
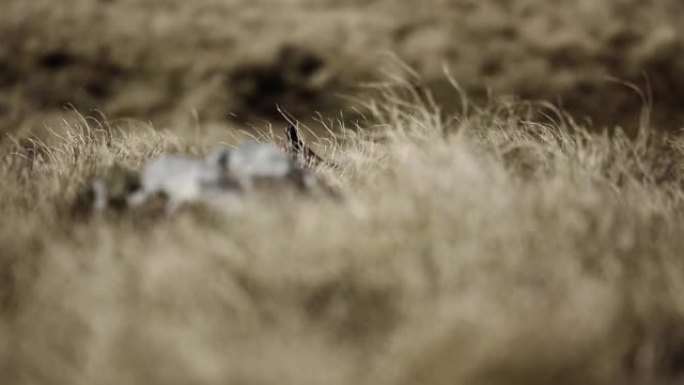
[{"xmin": 2, "ymin": 88, "xmax": 684, "ymax": 384}]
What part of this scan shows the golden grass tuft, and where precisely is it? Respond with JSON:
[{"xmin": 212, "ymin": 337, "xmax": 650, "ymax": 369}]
[{"xmin": 2, "ymin": 86, "xmax": 684, "ymax": 384}]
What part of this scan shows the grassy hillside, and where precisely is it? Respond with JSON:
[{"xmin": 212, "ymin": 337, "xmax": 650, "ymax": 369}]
[
  {"xmin": 2, "ymin": 0, "xmax": 684, "ymax": 140},
  {"xmin": 2, "ymin": 85, "xmax": 684, "ymax": 384}
]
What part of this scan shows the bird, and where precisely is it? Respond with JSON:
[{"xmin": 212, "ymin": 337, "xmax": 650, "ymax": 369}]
[{"xmin": 284, "ymin": 123, "xmax": 329, "ymax": 168}]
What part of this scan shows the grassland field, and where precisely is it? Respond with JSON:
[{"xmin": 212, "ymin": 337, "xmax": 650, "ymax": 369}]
[
  {"xmin": 3, "ymin": 1, "xmax": 684, "ymax": 385},
  {"xmin": 3, "ymin": 0, "xmax": 684, "ymax": 137}
]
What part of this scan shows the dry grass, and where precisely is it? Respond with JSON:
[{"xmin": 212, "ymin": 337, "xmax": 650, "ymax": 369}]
[
  {"xmin": 2, "ymin": 84, "xmax": 684, "ymax": 384},
  {"xmin": 3, "ymin": 0, "xmax": 684, "ymax": 138}
]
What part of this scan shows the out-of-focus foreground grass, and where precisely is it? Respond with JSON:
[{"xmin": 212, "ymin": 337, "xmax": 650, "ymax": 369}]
[{"xmin": 2, "ymin": 83, "xmax": 684, "ymax": 384}]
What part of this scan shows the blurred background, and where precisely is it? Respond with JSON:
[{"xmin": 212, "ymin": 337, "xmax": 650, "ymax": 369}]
[{"xmin": 2, "ymin": 0, "xmax": 684, "ymax": 138}]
